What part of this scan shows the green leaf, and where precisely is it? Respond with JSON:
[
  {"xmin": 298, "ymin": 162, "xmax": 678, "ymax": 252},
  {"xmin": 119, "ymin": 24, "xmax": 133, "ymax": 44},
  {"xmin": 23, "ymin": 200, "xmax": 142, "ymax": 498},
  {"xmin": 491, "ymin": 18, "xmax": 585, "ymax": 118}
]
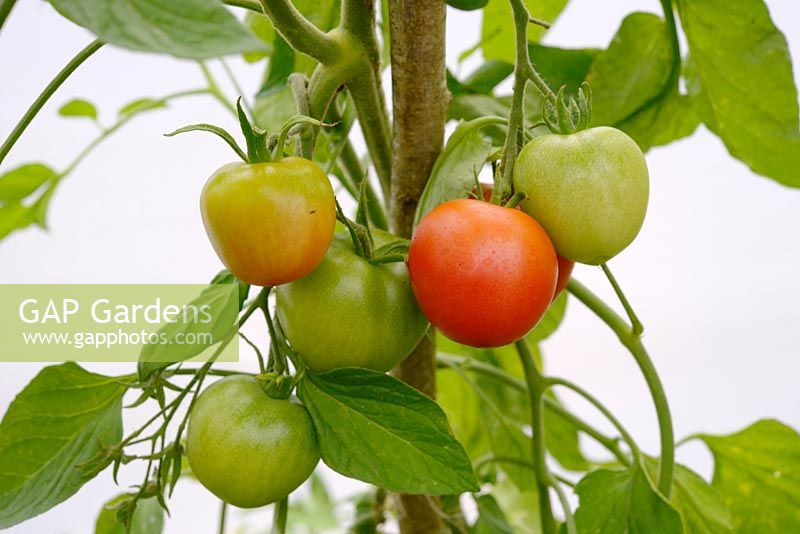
[
  {"xmin": 491, "ymin": 477, "xmax": 541, "ymax": 534},
  {"xmin": 482, "ymin": 0, "xmax": 568, "ymax": 62},
  {"xmin": 47, "ymin": 0, "xmax": 266, "ymax": 59},
  {"xmin": 242, "ymin": 10, "xmax": 275, "ymax": 63},
  {"xmin": 137, "ymin": 283, "xmax": 240, "ymax": 380},
  {"xmin": 644, "ymin": 459, "xmax": 734, "ymax": 534},
  {"xmin": 543, "ymin": 392, "xmax": 590, "ymax": 472},
  {"xmin": 287, "ymin": 473, "xmax": 337, "ymax": 532},
  {"xmin": 529, "ymin": 44, "xmax": 599, "ymax": 93},
  {"xmin": 95, "ymin": 495, "xmax": 164, "ymax": 534},
  {"xmin": 118, "ymin": 98, "xmax": 167, "ymax": 118},
  {"xmin": 527, "ymin": 292, "xmax": 567, "ymax": 343},
  {"xmin": 253, "ymin": 84, "xmax": 297, "ymax": 135},
  {"xmin": 617, "ymin": 88, "xmax": 700, "ymax": 152},
  {"xmin": 0, "ymin": 202, "xmax": 36, "ymax": 241},
  {"xmin": 697, "ymin": 419, "xmax": 800, "ymax": 533},
  {"xmin": 473, "ymin": 494, "xmax": 515, "ymax": 534},
  {"xmin": 414, "ymin": 117, "xmax": 505, "ymax": 228},
  {"xmin": 0, "ymin": 163, "xmax": 57, "ymax": 202},
  {"xmin": 58, "ymin": 98, "xmax": 98, "ymax": 120},
  {"xmin": 587, "ymin": 12, "xmax": 674, "ymax": 126},
  {"xmin": 573, "ymin": 461, "xmax": 683, "ymax": 533},
  {"xmin": 436, "ymin": 368, "xmax": 489, "ymax": 464},
  {"xmin": 296, "ymin": 368, "xmax": 479, "ymax": 495},
  {"xmin": 675, "ymin": 0, "xmax": 800, "ymax": 186},
  {"xmin": 460, "ymin": 61, "xmax": 515, "ymax": 95},
  {"xmin": 0, "ymin": 363, "xmax": 125, "ymax": 529}
]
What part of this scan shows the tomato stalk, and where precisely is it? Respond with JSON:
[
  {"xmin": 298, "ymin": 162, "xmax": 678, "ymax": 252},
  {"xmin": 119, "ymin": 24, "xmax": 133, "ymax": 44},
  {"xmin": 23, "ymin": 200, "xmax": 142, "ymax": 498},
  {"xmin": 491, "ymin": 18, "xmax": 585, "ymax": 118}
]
[
  {"xmin": 0, "ymin": 0, "xmax": 17, "ymax": 31},
  {"xmin": 271, "ymin": 497, "xmax": 289, "ymax": 534},
  {"xmin": 437, "ymin": 352, "xmax": 632, "ymax": 465},
  {"xmin": 491, "ymin": 0, "xmax": 556, "ymax": 204},
  {"xmin": 0, "ymin": 39, "xmax": 104, "ymax": 166},
  {"xmin": 515, "ymin": 339, "xmax": 558, "ymax": 534},
  {"xmin": 567, "ymin": 278, "xmax": 676, "ymax": 497}
]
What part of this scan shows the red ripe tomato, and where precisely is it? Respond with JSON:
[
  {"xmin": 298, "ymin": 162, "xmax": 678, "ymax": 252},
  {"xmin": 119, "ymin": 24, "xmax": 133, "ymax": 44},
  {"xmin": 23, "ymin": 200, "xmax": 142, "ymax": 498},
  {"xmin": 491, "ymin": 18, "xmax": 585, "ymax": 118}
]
[
  {"xmin": 477, "ymin": 183, "xmax": 573, "ymax": 300},
  {"xmin": 555, "ymin": 255, "xmax": 574, "ymax": 297},
  {"xmin": 408, "ymin": 198, "xmax": 558, "ymax": 347}
]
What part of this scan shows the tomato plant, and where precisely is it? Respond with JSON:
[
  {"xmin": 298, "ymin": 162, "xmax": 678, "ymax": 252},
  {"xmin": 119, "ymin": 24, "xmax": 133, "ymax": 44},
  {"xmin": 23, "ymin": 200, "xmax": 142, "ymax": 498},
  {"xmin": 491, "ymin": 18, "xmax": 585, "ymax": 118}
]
[
  {"xmin": 187, "ymin": 375, "xmax": 319, "ymax": 508},
  {"xmin": 409, "ymin": 198, "xmax": 557, "ymax": 347},
  {"xmin": 1, "ymin": 0, "xmax": 799, "ymax": 533}
]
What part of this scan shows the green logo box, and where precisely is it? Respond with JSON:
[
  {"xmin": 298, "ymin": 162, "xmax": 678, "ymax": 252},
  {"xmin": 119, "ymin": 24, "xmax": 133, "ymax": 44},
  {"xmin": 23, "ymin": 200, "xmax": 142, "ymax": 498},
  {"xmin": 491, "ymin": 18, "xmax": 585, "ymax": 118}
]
[{"xmin": 0, "ymin": 284, "xmax": 240, "ymax": 363}]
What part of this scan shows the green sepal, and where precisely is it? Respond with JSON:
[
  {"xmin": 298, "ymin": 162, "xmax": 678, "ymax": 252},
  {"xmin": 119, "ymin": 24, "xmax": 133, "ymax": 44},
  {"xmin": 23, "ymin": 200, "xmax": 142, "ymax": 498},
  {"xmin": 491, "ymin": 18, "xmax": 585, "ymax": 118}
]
[{"xmin": 236, "ymin": 98, "xmax": 270, "ymax": 163}]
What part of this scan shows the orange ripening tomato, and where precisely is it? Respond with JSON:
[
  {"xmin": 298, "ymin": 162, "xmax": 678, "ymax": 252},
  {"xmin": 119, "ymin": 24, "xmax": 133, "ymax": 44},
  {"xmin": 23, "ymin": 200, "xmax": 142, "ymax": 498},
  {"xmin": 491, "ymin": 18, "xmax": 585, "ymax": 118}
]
[
  {"xmin": 408, "ymin": 198, "xmax": 558, "ymax": 348},
  {"xmin": 200, "ymin": 157, "xmax": 335, "ymax": 287}
]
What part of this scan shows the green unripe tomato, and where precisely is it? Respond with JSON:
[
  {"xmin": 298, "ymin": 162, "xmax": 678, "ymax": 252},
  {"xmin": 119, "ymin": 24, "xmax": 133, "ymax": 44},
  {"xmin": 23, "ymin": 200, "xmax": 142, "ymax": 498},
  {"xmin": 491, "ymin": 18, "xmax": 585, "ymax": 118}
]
[
  {"xmin": 187, "ymin": 375, "xmax": 319, "ymax": 508},
  {"xmin": 446, "ymin": 0, "xmax": 489, "ymax": 10},
  {"xmin": 513, "ymin": 127, "xmax": 649, "ymax": 265},
  {"xmin": 276, "ymin": 230, "xmax": 429, "ymax": 372}
]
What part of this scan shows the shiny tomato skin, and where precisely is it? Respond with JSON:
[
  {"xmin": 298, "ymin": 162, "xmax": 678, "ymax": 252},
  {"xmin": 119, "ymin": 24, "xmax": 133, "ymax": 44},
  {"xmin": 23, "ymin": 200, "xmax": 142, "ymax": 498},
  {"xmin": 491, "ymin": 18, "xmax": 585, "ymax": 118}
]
[
  {"xmin": 200, "ymin": 157, "xmax": 335, "ymax": 286},
  {"xmin": 276, "ymin": 230, "xmax": 430, "ymax": 372},
  {"xmin": 479, "ymin": 183, "xmax": 573, "ymax": 300},
  {"xmin": 187, "ymin": 375, "xmax": 319, "ymax": 508},
  {"xmin": 408, "ymin": 199, "xmax": 558, "ymax": 348},
  {"xmin": 513, "ymin": 127, "xmax": 649, "ymax": 265}
]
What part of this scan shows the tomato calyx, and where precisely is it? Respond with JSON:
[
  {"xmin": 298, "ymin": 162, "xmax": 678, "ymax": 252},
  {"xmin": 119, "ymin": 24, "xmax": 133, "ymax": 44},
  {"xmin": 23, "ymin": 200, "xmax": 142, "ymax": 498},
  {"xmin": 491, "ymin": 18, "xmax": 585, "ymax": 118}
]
[
  {"xmin": 165, "ymin": 98, "xmax": 324, "ymax": 164},
  {"xmin": 543, "ymin": 82, "xmax": 592, "ymax": 135},
  {"xmin": 256, "ymin": 372, "xmax": 294, "ymax": 400}
]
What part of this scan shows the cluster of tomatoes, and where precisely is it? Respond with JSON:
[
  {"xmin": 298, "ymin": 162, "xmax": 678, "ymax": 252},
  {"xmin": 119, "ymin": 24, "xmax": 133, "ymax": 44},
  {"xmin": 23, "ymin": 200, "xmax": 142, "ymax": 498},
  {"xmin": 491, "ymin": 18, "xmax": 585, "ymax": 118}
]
[{"xmin": 186, "ymin": 124, "xmax": 649, "ymax": 509}]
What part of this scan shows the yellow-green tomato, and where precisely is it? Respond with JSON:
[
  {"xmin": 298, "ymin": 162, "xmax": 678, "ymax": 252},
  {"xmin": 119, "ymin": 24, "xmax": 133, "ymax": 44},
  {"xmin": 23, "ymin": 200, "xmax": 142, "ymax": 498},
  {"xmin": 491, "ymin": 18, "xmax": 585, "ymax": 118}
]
[
  {"xmin": 187, "ymin": 375, "xmax": 319, "ymax": 508},
  {"xmin": 513, "ymin": 127, "xmax": 649, "ymax": 265},
  {"xmin": 200, "ymin": 157, "xmax": 336, "ymax": 287},
  {"xmin": 276, "ymin": 230, "xmax": 430, "ymax": 372}
]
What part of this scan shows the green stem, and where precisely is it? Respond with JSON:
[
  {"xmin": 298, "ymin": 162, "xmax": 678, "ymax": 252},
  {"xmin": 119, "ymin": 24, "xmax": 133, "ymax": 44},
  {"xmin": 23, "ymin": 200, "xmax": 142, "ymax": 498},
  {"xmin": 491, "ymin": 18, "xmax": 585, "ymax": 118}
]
[
  {"xmin": 659, "ymin": 0, "xmax": 681, "ymax": 85},
  {"xmin": 222, "ymin": 0, "xmax": 262, "ymax": 13},
  {"xmin": 220, "ymin": 58, "xmax": 251, "ymax": 115},
  {"xmin": 259, "ymin": 0, "xmax": 340, "ymax": 64},
  {"xmin": 567, "ymin": 278, "xmax": 675, "ymax": 497},
  {"xmin": 0, "ymin": 0, "xmax": 17, "ymax": 31},
  {"xmin": 492, "ymin": 0, "xmax": 556, "ymax": 204},
  {"xmin": 437, "ymin": 352, "xmax": 629, "ymax": 464},
  {"xmin": 0, "ymin": 39, "xmax": 104, "ymax": 166},
  {"xmin": 601, "ymin": 263, "xmax": 644, "ymax": 335},
  {"xmin": 551, "ymin": 481, "xmax": 576, "ymax": 534},
  {"xmin": 347, "ymin": 68, "xmax": 393, "ymax": 200},
  {"xmin": 199, "ymin": 63, "xmax": 236, "ymax": 115},
  {"xmin": 515, "ymin": 339, "xmax": 557, "ymax": 534},
  {"xmin": 545, "ymin": 377, "xmax": 640, "ymax": 460},
  {"xmin": 271, "ymin": 497, "xmax": 288, "ymax": 534},
  {"xmin": 218, "ymin": 501, "xmax": 228, "ymax": 534}
]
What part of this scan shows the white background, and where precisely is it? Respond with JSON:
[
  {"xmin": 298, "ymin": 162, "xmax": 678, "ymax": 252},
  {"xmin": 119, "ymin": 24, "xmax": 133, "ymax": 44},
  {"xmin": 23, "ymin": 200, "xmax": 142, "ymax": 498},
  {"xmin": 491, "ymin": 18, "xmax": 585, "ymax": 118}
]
[{"xmin": 1, "ymin": 0, "xmax": 799, "ymax": 532}]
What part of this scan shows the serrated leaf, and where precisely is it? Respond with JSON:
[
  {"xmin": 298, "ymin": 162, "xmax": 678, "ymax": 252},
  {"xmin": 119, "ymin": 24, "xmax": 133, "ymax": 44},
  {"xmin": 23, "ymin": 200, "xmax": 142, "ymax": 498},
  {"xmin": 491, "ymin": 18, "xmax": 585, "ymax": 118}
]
[
  {"xmin": 297, "ymin": 368, "xmax": 479, "ymax": 495},
  {"xmin": 0, "ymin": 363, "xmax": 125, "ymax": 528},
  {"xmin": 0, "ymin": 163, "xmax": 57, "ymax": 202},
  {"xmin": 698, "ymin": 419, "xmax": 800, "ymax": 533},
  {"xmin": 675, "ymin": 0, "xmax": 800, "ymax": 186},
  {"xmin": 414, "ymin": 117, "xmax": 505, "ymax": 228},
  {"xmin": 95, "ymin": 495, "xmax": 164, "ymax": 534},
  {"xmin": 644, "ymin": 459, "xmax": 734, "ymax": 534},
  {"xmin": 48, "ymin": 0, "xmax": 266, "ymax": 59},
  {"xmin": 58, "ymin": 98, "xmax": 98, "ymax": 120},
  {"xmin": 573, "ymin": 460, "xmax": 684, "ymax": 533},
  {"xmin": 587, "ymin": 12, "xmax": 674, "ymax": 126}
]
